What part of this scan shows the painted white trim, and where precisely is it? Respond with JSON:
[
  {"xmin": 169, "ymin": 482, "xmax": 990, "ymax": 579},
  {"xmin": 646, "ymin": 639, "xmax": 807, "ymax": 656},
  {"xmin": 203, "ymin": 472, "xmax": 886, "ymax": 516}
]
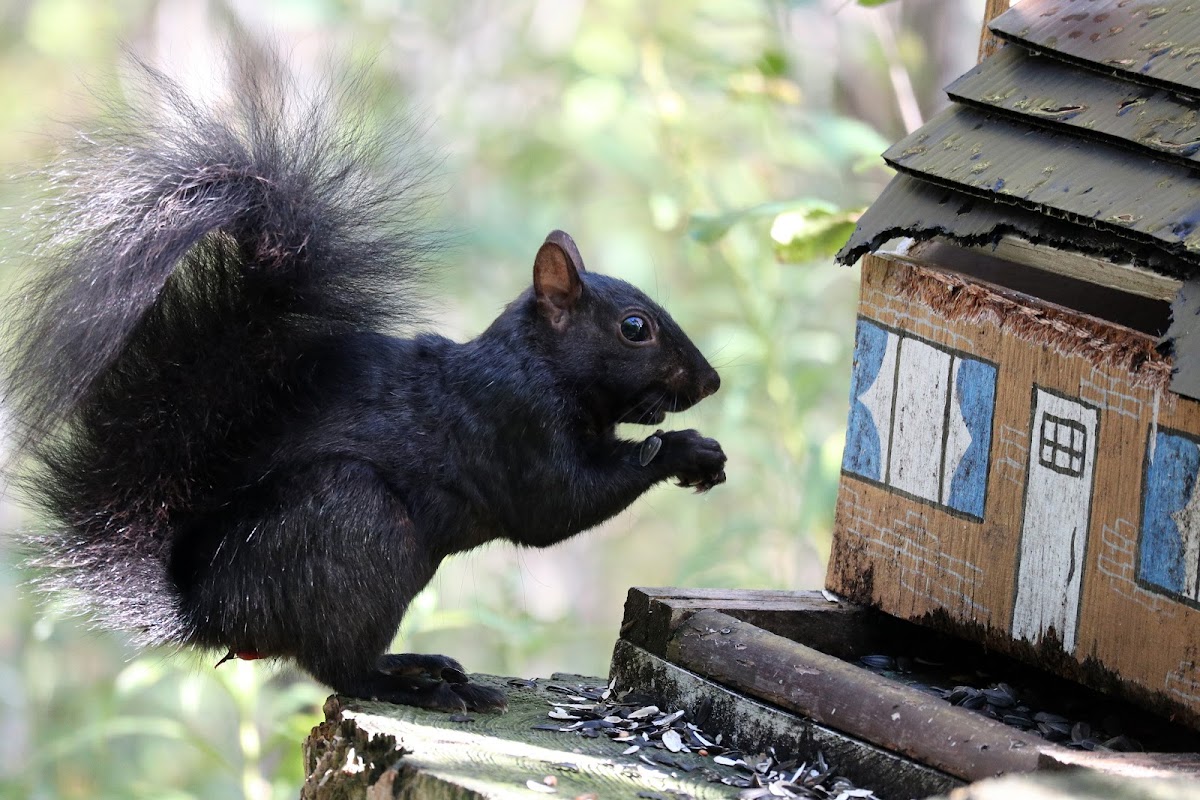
[
  {"xmin": 889, "ymin": 338, "xmax": 951, "ymax": 503},
  {"xmin": 1012, "ymin": 390, "xmax": 1098, "ymax": 651},
  {"xmin": 941, "ymin": 358, "xmax": 973, "ymax": 506}
]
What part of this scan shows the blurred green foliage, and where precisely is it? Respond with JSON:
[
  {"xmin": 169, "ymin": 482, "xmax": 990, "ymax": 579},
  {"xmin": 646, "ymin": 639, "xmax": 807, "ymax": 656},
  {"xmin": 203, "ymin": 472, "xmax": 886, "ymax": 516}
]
[{"xmin": 0, "ymin": 0, "xmax": 983, "ymax": 796}]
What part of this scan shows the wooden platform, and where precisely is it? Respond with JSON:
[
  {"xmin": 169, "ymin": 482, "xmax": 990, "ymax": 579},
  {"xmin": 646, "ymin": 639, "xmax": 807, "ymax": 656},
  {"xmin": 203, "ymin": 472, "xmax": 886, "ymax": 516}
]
[
  {"xmin": 301, "ymin": 674, "xmax": 778, "ymax": 799},
  {"xmin": 610, "ymin": 589, "xmax": 1200, "ymax": 786},
  {"xmin": 301, "ymin": 588, "xmax": 1200, "ymax": 798}
]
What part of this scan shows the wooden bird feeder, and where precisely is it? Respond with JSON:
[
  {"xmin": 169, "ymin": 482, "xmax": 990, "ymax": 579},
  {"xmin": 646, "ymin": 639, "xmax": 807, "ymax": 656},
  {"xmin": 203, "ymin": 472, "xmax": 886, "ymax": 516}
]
[
  {"xmin": 612, "ymin": 0, "xmax": 1200, "ymax": 791},
  {"xmin": 830, "ymin": 0, "xmax": 1200, "ymax": 732}
]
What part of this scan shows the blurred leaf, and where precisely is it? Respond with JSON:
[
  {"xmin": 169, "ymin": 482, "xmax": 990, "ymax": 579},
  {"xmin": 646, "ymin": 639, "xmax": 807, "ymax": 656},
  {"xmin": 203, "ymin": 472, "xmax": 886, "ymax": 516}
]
[
  {"xmin": 809, "ymin": 114, "xmax": 891, "ymax": 165},
  {"xmin": 689, "ymin": 199, "xmax": 862, "ymax": 264},
  {"xmin": 756, "ymin": 49, "xmax": 789, "ymax": 77},
  {"xmin": 770, "ymin": 205, "xmax": 863, "ymax": 263},
  {"xmin": 688, "ymin": 200, "xmax": 828, "ymax": 245}
]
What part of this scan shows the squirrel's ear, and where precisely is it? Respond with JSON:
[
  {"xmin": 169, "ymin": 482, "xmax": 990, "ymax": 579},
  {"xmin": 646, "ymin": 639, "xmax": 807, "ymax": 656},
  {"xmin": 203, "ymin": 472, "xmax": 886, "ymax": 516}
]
[
  {"xmin": 543, "ymin": 230, "xmax": 587, "ymax": 274},
  {"xmin": 533, "ymin": 230, "xmax": 585, "ymax": 331}
]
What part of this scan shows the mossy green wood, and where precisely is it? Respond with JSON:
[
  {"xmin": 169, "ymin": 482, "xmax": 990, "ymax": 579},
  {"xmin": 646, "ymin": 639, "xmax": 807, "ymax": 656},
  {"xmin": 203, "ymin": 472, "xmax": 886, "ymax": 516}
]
[{"xmin": 302, "ymin": 674, "xmax": 746, "ymax": 799}]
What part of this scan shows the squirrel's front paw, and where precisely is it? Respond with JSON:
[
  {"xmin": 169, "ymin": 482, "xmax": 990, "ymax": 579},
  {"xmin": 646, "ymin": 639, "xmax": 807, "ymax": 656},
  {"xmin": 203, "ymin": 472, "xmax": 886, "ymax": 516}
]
[{"xmin": 653, "ymin": 429, "xmax": 727, "ymax": 493}]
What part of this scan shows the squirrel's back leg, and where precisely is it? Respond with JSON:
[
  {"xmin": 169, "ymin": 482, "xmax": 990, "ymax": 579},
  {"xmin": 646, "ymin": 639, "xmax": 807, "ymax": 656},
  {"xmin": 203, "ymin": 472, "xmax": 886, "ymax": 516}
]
[{"xmin": 170, "ymin": 459, "xmax": 505, "ymax": 712}]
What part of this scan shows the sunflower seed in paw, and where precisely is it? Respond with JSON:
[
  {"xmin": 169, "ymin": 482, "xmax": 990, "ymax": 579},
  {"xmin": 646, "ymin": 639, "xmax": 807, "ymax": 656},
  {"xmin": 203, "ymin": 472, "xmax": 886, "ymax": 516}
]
[{"xmin": 639, "ymin": 435, "xmax": 663, "ymax": 466}]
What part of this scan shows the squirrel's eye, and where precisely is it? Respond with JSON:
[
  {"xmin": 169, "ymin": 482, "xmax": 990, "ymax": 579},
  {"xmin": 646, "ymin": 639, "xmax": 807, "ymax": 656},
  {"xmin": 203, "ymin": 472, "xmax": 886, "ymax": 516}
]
[{"xmin": 620, "ymin": 315, "xmax": 651, "ymax": 342}]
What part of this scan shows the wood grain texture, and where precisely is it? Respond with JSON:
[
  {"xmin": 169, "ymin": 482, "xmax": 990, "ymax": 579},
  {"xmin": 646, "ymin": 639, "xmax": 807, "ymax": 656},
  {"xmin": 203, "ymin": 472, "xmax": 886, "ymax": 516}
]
[
  {"xmin": 978, "ymin": 0, "xmax": 1012, "ymax": 62},
  {"xmin": 303, "ymin": 675, "xmax": 746, "ymax": 799},
  {"xmin": 957, "ymin": 236, "xmax": 1180, "ymax": 303},
  {"xmin": 665, "ymin": 610, "xmax": 1054, "ymax": 783},
  {"xmin": 932, "ymin": 770, "xmax": 1200, "ymax": 800},
  {"xmin": 1038, "ymin": 749, "xmax": 1200, "ymax": 778},
  {"xmin": 619, "ymin": 587, "xmax": 882, "ymax": 659},
  {"xmin": 608, "ymin": 637, "xmax": 962, "ymax": 798}
]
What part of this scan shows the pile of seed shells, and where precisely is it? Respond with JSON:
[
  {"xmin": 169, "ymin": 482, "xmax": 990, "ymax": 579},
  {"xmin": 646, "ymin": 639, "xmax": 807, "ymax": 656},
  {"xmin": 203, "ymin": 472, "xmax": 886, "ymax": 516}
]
[
  {"xmin": 531, "ymin": 680, "xmax": 882, "ymax": 800},
  {"xmin": 857, "ymin": 655, "xmax": 1143, "ymax": 752}
]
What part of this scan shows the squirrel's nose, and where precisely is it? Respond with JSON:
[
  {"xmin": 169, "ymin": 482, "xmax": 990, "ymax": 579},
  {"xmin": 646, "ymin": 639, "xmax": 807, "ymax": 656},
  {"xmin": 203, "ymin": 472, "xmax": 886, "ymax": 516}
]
[{"xmin": 698, "ymin": 368, "xmax": 720, "ymax": 399}]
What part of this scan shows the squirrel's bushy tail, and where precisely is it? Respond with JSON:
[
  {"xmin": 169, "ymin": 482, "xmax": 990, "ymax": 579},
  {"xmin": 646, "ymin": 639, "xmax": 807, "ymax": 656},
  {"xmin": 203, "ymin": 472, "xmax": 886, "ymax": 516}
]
[{"xmin": 3, "ymin": 49, "xmax": 433, "ymax": 644}]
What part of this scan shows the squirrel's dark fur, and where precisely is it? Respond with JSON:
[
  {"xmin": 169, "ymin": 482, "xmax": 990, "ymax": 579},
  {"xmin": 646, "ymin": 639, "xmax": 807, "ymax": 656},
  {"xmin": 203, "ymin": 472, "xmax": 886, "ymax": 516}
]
[{"xmin": 3, "ymin": 52, "xmax": 725, "ymax": 711}]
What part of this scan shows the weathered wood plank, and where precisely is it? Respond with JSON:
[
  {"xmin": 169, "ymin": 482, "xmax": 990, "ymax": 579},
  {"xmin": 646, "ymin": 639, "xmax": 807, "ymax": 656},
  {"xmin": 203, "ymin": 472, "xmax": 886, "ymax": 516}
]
[
  {"xmin": 977, "ymin": 0, "xmax": 1011, "ymax": 62},
  {"xmin": 1037, "ymin": 749, "xmax": 1200, "ymax": 778},
  {"xmin": 667, "ymin": 610, "xmax": 1059, "ymax": 783},
  {"xmin": 302, "ymin": 674, "xmax": 752, "ymax": 799},
  {"xmin": 952, "ymin": 235, "xmax": 1180, "ymax": 303},
  {"xmin": 609, "ymin": 638, "xmax": 961, "ymax": 799},
  {"xmin": 835, "ymin": 174, "xmax": 1187, "ymax": 280},
  {"xmin": 620, "ymin": 587, "xmax": 885, "ymax": 659},
  {"xmin": 930, "ymin": 770, "xmax": 1200, "ymax": 800},
  {"xmin": 884, "ymin": 105, "xmax": 1200, "ymax": 269}
]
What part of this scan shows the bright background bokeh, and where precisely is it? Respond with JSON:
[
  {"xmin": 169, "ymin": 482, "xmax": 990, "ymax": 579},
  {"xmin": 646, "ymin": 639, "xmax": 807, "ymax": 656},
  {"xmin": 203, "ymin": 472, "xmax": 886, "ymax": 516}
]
[{"xmin": 0, "ymin": 1, "xmax": 984, "ymax": 797}]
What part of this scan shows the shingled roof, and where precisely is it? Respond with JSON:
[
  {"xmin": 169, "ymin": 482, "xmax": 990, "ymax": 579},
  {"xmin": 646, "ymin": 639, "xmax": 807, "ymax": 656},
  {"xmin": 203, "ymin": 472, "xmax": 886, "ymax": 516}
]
[{"xmin": 838, "ymin": 0, "xmax": 1200, "ymax": 279}]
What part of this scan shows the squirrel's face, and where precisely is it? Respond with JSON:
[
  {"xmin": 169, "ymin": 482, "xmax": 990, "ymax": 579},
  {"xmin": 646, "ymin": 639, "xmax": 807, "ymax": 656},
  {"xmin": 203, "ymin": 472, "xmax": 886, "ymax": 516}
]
[{"xmin": 531, "ymin": 230, "xmax": 720, "ymax": 427}]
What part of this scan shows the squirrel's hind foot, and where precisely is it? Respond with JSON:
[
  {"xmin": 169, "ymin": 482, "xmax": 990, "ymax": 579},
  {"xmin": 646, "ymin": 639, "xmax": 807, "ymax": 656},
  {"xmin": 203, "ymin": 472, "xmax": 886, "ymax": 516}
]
[
  {"xmin": 447, "ymin": 682, "xmax": 508, "ymax": 713},
  {"xmin": 336, "ymin": 653, "xmax": 508, "ymax": 713},
  {"xmin": 377, "ymin": 652, "xmax": 469, "ymax": 684}
]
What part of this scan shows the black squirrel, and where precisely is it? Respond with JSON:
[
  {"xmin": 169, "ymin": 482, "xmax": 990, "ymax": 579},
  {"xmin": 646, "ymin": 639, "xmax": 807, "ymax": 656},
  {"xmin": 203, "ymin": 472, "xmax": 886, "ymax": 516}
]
[{"xmin": 2, "ymin": 54, "xmax": 725, "ymax": 712}]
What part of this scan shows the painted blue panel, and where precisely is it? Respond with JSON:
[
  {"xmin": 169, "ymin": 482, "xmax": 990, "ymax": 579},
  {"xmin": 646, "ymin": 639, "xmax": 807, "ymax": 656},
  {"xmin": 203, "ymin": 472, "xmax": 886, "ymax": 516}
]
[
  {"xmin": 946, "ymin": 358, "xmax": 998, "ymax": 518},
  {"xmin": 1140, "ymin": 432, "xmax": 1200, "ymax": 595},
  {"xmin": 843, "ymin": 319, "xmax": 887, "ymax": 481}
]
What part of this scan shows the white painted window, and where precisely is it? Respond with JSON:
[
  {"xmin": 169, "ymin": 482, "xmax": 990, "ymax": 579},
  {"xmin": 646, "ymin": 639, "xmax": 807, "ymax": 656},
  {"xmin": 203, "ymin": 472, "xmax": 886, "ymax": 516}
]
[{"xmin": 844, "ymin": 319, "xmax": 997, "ymax": 520}]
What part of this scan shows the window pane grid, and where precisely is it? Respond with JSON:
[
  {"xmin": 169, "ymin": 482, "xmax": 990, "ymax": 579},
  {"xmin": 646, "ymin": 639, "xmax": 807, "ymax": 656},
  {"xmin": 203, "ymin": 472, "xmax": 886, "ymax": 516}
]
[{"xmin": 1038, "ymin": 414, "xmax": 1087, "ymax": 478}]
